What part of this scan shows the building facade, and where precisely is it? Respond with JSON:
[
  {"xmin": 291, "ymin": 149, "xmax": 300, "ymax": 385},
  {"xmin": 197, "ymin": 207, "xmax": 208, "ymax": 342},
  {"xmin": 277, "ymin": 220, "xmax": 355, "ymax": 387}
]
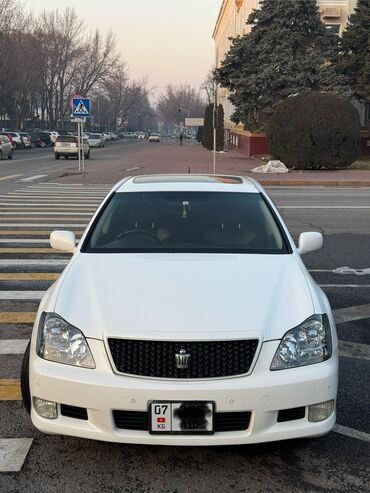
[{"xmin": 213, "ymin": 0, "xmax": 369, "ymax": 157}]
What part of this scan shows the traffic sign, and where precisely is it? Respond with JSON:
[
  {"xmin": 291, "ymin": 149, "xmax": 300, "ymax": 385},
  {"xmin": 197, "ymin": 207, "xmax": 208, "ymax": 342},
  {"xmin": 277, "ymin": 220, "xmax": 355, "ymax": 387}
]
[
  {"xmin": 71, "ymin": 116, "xmax": 86, "ymax": 123},
  {"xmin": 72, "ymin": 98, "xmax": 90, "ymax": 117}
]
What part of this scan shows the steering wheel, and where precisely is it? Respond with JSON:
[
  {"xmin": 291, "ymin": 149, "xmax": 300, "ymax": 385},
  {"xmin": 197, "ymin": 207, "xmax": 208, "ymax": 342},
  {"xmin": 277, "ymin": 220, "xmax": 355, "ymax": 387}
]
[{"xmin": 116, "ymin": 229, "xmax": 160, "ymax": 242}]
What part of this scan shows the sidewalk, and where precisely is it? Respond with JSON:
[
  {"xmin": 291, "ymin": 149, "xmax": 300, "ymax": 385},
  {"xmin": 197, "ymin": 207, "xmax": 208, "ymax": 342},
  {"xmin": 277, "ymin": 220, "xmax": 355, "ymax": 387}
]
[{"xmin": 52, "ymin": 142, "xmax": 370, "ymax": 186}]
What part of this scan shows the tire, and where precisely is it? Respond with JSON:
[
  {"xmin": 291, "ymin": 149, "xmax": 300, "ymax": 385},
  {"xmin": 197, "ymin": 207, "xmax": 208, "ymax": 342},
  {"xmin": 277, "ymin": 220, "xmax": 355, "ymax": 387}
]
[
  {"xmin": 55, "ymin": 153, "xmax": 60, "ymax": 160},
  {"xmin": 8, "ymin": 150, "xmax": 13, "ymax": 159},
  {"xmin": 40, "ymin": 141, "xmax": 46, "ymax": 148},
  {"xmin": 65, "ymin": 155, "xmax": 69, "ymax": 159},
  {"xmin": 0, "ymin": 151, "xmax": 2, "ymax": 160},
  {"xmin": 86, "ymin": 151, "xmax": 90, "ymax": 160},
  {"xmin": 21, "ymin": 341, "xmax": 31, "ymax": 414}
]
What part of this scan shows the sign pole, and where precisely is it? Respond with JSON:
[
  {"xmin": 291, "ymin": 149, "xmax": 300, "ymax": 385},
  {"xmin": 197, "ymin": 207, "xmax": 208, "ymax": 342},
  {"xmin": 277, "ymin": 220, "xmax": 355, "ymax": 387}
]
[
  {"xmin": 213, "ymin": 81, "xmax": 217, "ymax": 174},
  {"xmin": 77, "ymin": 121, "xmax": 81, "ymax": 172},
  {"xmin": 81, "ymin": 119, "xmax": 85, "ymax": 176}
]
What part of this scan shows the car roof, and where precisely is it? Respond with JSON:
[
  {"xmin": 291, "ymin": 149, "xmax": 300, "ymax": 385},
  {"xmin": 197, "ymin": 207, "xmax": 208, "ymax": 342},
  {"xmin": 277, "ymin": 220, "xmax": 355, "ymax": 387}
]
[{"xmin": 115, "ymin": 174, "xmax": 260, "ymax": 194}]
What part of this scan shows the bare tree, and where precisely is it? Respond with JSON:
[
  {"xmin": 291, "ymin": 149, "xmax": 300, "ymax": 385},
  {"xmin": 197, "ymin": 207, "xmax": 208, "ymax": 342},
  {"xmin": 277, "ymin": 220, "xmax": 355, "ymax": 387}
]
[
  {"xmin": 157, "ymin": 84, "xmax": 205, "ymax": 124},
  {"xmin": 201, "ymin": 68, "xmax": 215, "ymax": 104}
]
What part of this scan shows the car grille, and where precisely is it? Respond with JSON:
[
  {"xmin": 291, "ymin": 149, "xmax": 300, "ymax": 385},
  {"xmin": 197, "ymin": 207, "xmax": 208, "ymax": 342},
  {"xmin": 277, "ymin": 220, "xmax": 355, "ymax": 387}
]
[
  {"xmin": 107, "ymin": 339, "xmax": 259, "ymax": 378},
  {"xmin": 113, "ymin": 410, "xmax": 251, "ymax": 432}
]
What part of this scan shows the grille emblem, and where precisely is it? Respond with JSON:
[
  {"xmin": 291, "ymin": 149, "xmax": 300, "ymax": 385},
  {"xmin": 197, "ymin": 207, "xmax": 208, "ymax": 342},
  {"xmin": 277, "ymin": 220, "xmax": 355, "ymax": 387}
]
[{"xmin": 175, "ymin": 348, "xmax": 190, "ymax": 369}]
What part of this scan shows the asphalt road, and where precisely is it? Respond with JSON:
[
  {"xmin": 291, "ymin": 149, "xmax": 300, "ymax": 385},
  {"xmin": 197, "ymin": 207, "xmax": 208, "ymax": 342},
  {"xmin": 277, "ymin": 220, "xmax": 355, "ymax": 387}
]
[{"xmin": 0, "ymin": 142, "xmax": 369, "ymax": 492}]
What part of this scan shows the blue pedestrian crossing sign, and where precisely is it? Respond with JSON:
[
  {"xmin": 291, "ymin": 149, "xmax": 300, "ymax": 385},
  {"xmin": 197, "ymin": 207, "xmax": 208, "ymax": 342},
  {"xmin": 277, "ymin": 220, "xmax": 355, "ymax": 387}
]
[{"xmin": 72, "ymin": 98, "xmax": 90, "ymax": 117}]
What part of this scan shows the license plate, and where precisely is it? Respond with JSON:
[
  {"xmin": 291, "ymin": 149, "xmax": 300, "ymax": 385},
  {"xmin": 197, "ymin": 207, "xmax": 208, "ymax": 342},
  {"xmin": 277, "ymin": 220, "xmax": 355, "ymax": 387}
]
[{"xmin": 149, "ymin": 401, "xmax": 214, "ymax": 434}]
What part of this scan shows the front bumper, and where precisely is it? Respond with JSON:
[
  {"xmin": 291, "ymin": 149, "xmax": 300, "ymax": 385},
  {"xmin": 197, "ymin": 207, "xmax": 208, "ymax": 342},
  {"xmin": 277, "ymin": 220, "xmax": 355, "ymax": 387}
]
[{"xmin": 30, "ymin": 339, "xmax": 338, "ymax": 445}]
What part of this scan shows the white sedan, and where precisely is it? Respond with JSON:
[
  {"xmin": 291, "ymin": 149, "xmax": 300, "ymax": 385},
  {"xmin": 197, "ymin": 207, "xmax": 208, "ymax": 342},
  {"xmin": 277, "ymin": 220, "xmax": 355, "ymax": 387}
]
[{"xmin": 21, "ymin": 174, "xmax": 337, "ymax": 445}]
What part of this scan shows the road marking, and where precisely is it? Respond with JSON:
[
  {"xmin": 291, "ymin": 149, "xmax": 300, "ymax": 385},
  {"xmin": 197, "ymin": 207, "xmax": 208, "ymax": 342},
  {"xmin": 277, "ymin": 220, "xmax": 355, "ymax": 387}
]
[
  {"xmin": 334, "ymin": 424, "xmax": 370, "ymax": 444},
  {"xmin": 0, "ymin": 202, "xmax": 100, "ymax": 207},
  {"xmin": 334, "ymin": 304, "xmax": 370, "ymax": 324},
  {"xmin": 0, "ymin": 211, "xmax": 93, "ymax": 214},
  {"xmin": 0, "ymin": 223, "xmax": 87, "ymax": 227},
  {"xmin": 0, "ymin": 259, "xmax": 68, "ymax": 266},
  {"xmin": 0, "ymin": 247, "xmax": 69, "ymax": 254},
  {"xmin": 0, "ymin": 291, "xmax": 45, "ymax": 300},
  {"xmin": 0, "ymin": 312, "xmax": 36, "ymax": 323},
  {"xmin": 0, "ymin": 230, "xmax": 84, "ymax": 235},
  {"xmin": 310, "ymin": 268, "xmax": 370, "ymax": 275},
  {"xmin": 280, "ymin": 206, "xmax": 370, "ymax": 209},
  {"xmin": 320, "ymin": 284, "xmax": 370, "ymax": 288},
  {"xmin": 339, "ymin": 341, "xmax": 370, "ymax": 361},
  {"xmin": 0, "ymin": 438, "xmax": 33, "ymax": 472},
  {"xmin": 0, "ymin": 174, "xmax": 23, "ymax": 182},
  {"xmin": 17, "ymin": 175, "xmax": 47, "ymax": 182},
  {"xmin": 0, "ymin": 272, "xmax": 59, "ymax": 280},
  {"xmin": 126, "ymin": 167, "xmax": 140, "ymax": 171},
  {"xmin": 0, "ymin": 339, "xmax": 28, "ymax": 354},
  {"xmin": 0, "ymin": 379, "xmax": 21, "ymax": 400},
  {"xmin": 0, "ymin": 239, "xmax": 50, "ymax": 243}
]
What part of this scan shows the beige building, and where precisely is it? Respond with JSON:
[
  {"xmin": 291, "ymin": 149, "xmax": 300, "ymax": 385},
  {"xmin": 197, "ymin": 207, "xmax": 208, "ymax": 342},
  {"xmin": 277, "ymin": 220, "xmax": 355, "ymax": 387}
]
[{"xmin": 213, "ymin": 0, "xmax": 360, "ymax": 156}]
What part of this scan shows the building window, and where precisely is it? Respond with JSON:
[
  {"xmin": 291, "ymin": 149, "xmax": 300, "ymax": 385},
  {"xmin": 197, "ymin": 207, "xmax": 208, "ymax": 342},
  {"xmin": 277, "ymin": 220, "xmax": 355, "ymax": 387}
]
[{"xmin": 324, "ymin": 24, "xmax": 341, "ymax": 35}]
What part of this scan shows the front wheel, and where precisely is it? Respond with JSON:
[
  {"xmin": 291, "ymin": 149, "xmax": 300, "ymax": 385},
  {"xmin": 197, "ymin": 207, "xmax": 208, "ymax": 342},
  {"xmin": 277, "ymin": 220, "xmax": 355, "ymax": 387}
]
[
  {"xmin": 21, "ymin": 342, "xmax": 31, "ymax": 414},
  {"xmin": 40, "ymin": 141, "xmax": 46, "ymax": 148},
  {"xmin": 86, "ymin": 151, "xmax": 90, "ymax": 160},
  {"xmin": 8, "ymin": 151, "xmax": 13, "ymax": 159},
  {"xmin": 54, "ymin": 153, "xmax": 60, "ymax": 160}
]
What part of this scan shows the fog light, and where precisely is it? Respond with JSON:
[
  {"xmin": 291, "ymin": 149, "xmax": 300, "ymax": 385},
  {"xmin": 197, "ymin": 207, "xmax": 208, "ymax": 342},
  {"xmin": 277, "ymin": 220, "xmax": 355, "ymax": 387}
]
[
  {"xmin": 308, "ymin": 400, "xmax": 334, "ymax": 422},
  {"xmin": 33, "ymin": 397, "xmax": 58, "ymax": 419}
]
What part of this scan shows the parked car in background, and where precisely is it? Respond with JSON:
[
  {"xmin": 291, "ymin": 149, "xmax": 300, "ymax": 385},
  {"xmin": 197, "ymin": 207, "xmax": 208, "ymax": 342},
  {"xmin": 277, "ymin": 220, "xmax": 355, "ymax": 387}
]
[
  {"xmin": 0, "ymin": 132, "xmax": 15, "ymax": 149},
  {"xmin": 19, "ymin": 132, "xmax": 32, "ymax": 148},
  {"xmin": 54, "ymin": 135, "xmax": 90, "ymax": 160},
  {"xmin": 137, "ymin": 132, "xmax": 146, "ymax": 139},
  {"xmin": 109, "ymin": 132, "xmax": 118, "ymax": 141},
  {"xmin": 121, "ymin": 132, "xmax": 137, "ymax": 139},
  {"xmin": 29, "ymin": 132, "xmax": 52, "ymax": 148},
  {"xmin": 148, "ymin": 133, "xmax": 161, "ymax": 143},
  {"xmin": 103, "ymin": 132, "xmax": 112, "ymax": 142},
  {"xmin": 6, "ymin": 132, "xmax": 24, "ymax": 149},
  {"xmin": 43, "ymin": 131, "xmax": 59, "ymax": 145},
  {"xmin": 87, "ymin": 133, "xmax": 105, "ymax": 148},
  {"xmin": 0, "ymin": 134, "xmax": 13, "ymax": 159}
]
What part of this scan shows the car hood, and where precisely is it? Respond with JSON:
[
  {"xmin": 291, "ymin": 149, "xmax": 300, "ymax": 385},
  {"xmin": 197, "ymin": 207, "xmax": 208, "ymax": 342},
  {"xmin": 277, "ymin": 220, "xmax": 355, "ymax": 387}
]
[{"xmin": 54, "ymin": 253, "xmax": 314, "ymax": 341}]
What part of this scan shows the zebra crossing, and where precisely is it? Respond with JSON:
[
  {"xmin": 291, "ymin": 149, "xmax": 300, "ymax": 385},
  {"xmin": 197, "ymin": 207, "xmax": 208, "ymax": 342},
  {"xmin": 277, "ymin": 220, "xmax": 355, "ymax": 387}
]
[{"xmin": 0, "ymin": 182, "xmax": 111, "ymax": 472}]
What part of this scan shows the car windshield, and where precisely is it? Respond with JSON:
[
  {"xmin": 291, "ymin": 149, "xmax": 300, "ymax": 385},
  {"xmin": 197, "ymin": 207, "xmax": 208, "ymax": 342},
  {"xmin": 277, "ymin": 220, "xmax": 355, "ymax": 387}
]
[
  {"xmin": 90, "ymin": 134, "xmax": 100, "ymax": 138},
  {"xmin": 85, "ymin": 192, "xmax": 288, "ymax": 254}
]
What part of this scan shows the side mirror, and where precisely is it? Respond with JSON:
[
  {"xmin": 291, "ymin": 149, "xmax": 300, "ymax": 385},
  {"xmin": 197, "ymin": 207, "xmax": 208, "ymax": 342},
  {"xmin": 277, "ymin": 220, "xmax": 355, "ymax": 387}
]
[
  {"xmin": 50, "ymin": 230, "xmax": 76, "ymax": 253},
  {"xmin": 297, "ymin": 232, "xmax": 323, "ymax": 255}
]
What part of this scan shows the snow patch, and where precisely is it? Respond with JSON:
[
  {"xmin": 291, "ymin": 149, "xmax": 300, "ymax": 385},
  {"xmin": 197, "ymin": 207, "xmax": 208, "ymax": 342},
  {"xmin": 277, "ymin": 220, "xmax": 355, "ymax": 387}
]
[{"xmin": 251, "ymin": 160, "xmax": 289, "ymax": 174}]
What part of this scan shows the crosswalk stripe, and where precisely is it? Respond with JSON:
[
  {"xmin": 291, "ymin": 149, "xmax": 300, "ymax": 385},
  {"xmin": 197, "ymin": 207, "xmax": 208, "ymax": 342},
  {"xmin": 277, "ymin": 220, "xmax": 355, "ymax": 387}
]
[
  {"xmin": 0, "ymin": 273, "xmax": 59, "ymax": 280},
  {"xmin": 0, "ymin": 209, "xmax": 95, "ymax": 213},
  {"xmin": 0, "ymin": 312, "xmax": 36, "ymax": 323},
  {"xmin": 0, "ymin": 438, "xmax": 33, "ymax": 472},
  {"xmin": 0, "ymin": 205, "xmax": 95, "ymax": 211},
  {"xmin": 0, "ymin": 202, "xmax": 100, "ymax": 206},
  {"xmin": 0, "ymin": 174, "xmax": 23, "ymax": 182},
  {"xmin": 0, "ymin": 248, "xmax": 68, "ymax": 253},
  {"xmin": 0, "ymin": 291, "xmax": 45, "ymax": 300},
  {"xmin": 0, "ymin": 223, "xmax": 87, "ymax": 227},
  {"xmin": 17, "ymin": 175, "xmax": 47, "ymax": 182},
  {"xmin": 0, "ymin": 379, "xmax": 21, "ymax": 400},
  {"xmin": 0, "ymin": 218, "xmax": 89, "ymax": 222},
  {"xmin": 334, "ymin": 425, "xmax": 370, "ymax": 444},
  {"xmin": 0, "ymin": 259, "xmax": 68, "ymax": 266},
  {"xmin": 339, "ymin": 341, "xmax": 370, "ymax": 361},
  {"xmin": 0, "ymin": 339, "xmax": 28, "ymax": 354},
  {"xmin": 0, "ymin": 230, "xmax": 84, "ymax": 235},
  {"xmin": 0, "ymin": 239, "xmax": 52, "ymax": 244}
]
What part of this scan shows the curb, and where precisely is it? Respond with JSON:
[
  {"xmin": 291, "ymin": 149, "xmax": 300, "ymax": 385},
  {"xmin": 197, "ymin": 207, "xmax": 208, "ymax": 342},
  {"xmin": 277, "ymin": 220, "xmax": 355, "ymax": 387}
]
[{"xmin": 257, "ymin": 180, "xmax": 370, "ymax": 187}]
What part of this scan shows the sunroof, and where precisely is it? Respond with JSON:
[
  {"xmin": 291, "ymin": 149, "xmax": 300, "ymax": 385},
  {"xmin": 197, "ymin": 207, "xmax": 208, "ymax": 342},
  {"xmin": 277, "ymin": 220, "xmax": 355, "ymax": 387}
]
[{"xmin": 133, "ymin": 175, "xmax": 243, "ymax": 184}]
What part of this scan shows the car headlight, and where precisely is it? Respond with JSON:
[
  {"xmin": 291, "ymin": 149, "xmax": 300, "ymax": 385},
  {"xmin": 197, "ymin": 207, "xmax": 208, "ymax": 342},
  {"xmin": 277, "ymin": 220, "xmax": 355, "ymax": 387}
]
[
  {"xmin": 270, "ymin": 315, "xmax": 331, "ymax": 370},
  {"xmin": 37, "ymin": 313, "xmax": 95, "ymax": 368}
]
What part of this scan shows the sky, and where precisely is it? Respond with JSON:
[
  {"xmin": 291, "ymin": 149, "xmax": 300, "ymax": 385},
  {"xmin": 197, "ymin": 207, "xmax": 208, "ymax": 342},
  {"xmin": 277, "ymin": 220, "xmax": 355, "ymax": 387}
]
[{"xmin": 29, "ymin": 0, "xmax": 222, "ymax": 96}]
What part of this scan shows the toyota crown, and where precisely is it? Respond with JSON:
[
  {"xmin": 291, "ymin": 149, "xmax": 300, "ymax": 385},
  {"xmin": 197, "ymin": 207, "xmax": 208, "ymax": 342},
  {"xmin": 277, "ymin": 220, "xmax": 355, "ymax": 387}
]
[{"xmin": 21, "ymin": 174, "xmax": 338, "ymax": 445}]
